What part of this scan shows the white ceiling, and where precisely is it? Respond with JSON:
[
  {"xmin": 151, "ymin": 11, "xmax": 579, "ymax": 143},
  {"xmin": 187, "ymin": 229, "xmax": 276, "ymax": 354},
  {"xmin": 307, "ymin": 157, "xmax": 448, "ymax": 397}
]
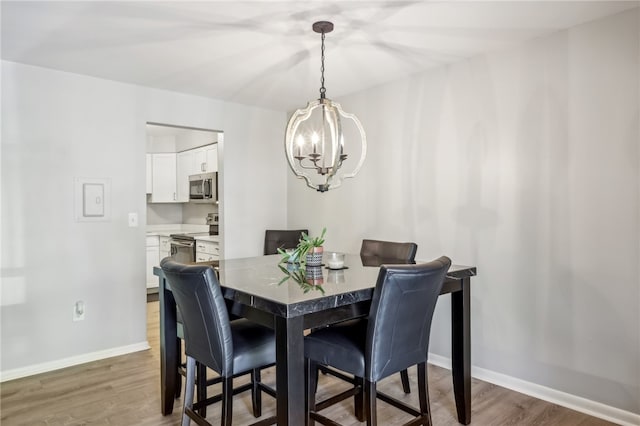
[{"xmin": 2, "ymin": 1, "xmax": 637, "ymax": 112}]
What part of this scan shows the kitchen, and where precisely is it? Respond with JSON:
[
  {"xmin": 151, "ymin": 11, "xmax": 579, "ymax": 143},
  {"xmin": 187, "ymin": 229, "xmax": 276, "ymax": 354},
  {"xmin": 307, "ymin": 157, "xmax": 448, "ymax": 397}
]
[{"xmin": 145, "ymin": 123, "xmax": 222, "ymax": 292}]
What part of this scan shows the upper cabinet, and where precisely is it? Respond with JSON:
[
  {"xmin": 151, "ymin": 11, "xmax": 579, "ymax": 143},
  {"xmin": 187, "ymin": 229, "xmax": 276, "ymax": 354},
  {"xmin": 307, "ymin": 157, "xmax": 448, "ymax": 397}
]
[
  {"xmin": 189, "ymin": 144, "xmax": 218, "ymax": 174},
  {"xmin": 200, "ymin": 144, "xmax": 218, "ymax": 173},
  {"xmin": 146, "ymin": 123, "xmax": 220, "ymax": 204},
  {"xmin": 150, "ymin": 144, "xmax": 218, "ymax": 204},
  {"xmin": 150, "ymin": 153, "xmax": 178, "ymax": 203},
  {"xmin": 176, "ymin": 149, "xmax": 196, "ymax": 202}
]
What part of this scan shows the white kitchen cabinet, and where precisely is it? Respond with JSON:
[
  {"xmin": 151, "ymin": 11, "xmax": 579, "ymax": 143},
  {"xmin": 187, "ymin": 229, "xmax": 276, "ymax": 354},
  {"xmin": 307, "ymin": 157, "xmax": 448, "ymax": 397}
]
[
  {"xmin": 159, "ymin": 236, "xmax": 172, "ymax": 262},
  {"xmin": 151, "ymin": 153, "xmax": 178, "ymax": 203},
  {"xmin": 203, "ymin": 144, "xmax": 218, "ymax": 173},
  {"xmin": 195, "ymin": 239, "xmax": 219, "ymax": 262},
  {"xmin": 191, "ymin": 144, "xmax": 218, "ymax": 174},
  {"xmin": 174, "ymin": 144, "xmax": 218, "ymax": 203},
  {"xmin": 194, "ymin": 148, "xmax": 208, "ymax": 173},
  {"xmin": 176, "ymin": 151, "xmax": 193, "ymax": 202},
  {"xmin": 179, "ymin": 144, "xmax": 217, "ymax": 175},
  {"xmin": 146, "ymin": 154, "xmax": 152, "ymax": 194},
  {"xmin": 146, "ymin": 236, "xmax": 160, "ymax": 288}
]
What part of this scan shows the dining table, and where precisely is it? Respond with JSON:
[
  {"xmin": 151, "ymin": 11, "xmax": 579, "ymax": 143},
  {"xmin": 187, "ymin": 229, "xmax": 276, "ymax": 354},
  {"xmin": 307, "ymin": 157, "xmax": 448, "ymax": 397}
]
[{"xmin": 153, "ymin": 254, "xmax": 476, "ymax": 425}]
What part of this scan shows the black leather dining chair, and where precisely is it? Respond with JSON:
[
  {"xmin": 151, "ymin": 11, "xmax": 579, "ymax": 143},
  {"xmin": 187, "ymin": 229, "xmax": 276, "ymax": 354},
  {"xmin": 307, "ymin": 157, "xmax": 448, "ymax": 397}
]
[
  {"xmin": 317, "ymin": 239, "xmax": 419, "ymax": 396},
  {"xmin": 360, "ymin": 239, "xmax": 418, "ymax": 393},
  {"xmin": 305, "ymin": 257, "xmax": 451, "ymax": 426},
  {"xmin": 174, "ymin": 267, "xmax": 240, "ymax": 418},
  {"xmin": 161, "ymin": 258, "xmax": 277, "ymax": 426},
  {"xmin": 264, "ymin": 229, "xmax": 308, "ymax": 255},
  {"xmin": 360, "ymin": 238, "xmax": 418, "ymax": 266}
]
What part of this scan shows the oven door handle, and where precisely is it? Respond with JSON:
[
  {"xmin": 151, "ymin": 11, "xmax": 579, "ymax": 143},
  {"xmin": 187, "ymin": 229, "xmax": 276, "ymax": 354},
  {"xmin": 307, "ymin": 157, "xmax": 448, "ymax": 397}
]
[{"xmin": 171, "ymin": 240, "xmax": 195, "ymax": 248}]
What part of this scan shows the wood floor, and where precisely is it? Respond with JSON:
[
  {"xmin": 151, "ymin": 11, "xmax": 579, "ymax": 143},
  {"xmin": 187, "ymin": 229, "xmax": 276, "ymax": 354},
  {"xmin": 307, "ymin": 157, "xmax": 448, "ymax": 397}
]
[{"xmin": 1, "ymin": 301, "xmax": 615, "ymax": 426}]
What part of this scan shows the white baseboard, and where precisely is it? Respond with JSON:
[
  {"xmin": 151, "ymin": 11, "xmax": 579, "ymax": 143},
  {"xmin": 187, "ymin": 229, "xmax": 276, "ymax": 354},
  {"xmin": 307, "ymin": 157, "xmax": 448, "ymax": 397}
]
[
  {"xmin": 427, "ymin": 353, "xmax": 640, "ymax": 426},
  {"xmin": 0, "ymin": 341, "xmax": 150, "ymax": 382}
]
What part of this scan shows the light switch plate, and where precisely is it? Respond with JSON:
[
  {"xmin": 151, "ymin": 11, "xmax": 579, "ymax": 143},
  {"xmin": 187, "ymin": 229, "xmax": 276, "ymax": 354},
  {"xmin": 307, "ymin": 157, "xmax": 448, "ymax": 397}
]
[{"xmin": 128, "ymin": 212, "xmax": 138, "ymax": 227}]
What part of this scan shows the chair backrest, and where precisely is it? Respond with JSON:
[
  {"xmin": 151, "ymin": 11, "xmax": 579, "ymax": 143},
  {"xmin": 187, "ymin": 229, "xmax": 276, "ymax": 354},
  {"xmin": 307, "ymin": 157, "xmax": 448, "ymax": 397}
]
[
  {"xmin": 365, "ymin": 256, "xmax": 451, "ymax": 382},
  {"xmin": 264, "ymin": 229, "xmax": 308, "ymax": 255},
  {"xmin": 359, "ymin": 239, "xmax": 418, "ymax": 266},
  {"xmin": 160, "ymin": 258, "xmax": 233, "ymax": 376}
]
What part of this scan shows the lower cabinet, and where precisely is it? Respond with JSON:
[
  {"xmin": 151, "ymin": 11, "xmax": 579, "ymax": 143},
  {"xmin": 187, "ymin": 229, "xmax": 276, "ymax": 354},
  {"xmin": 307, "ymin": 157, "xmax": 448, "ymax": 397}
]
[
  {"xmin": 147, "ymin": 235, "xmax": 218, "ymax": 288},
  {"xmin": 146, "ymin": 241, "xmax": 160, "ymax": 288},
  {"xmin": 195, "ymin": 239, "xmax": 219, "ymax": 262}
]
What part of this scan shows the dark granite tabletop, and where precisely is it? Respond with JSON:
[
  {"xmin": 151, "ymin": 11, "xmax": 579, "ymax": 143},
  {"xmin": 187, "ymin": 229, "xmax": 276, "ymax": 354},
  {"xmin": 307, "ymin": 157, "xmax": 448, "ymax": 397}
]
[{"xmin": 217, "ymin": 254, "xmax": 476, "ymax": 318}]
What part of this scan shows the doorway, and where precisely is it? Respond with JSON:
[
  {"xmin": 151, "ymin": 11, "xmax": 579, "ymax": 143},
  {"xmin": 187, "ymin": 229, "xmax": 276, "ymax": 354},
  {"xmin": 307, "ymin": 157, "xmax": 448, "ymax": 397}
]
[{"xmin": 144, "ymin": 122, "xmax": 223, "ymax": 304}]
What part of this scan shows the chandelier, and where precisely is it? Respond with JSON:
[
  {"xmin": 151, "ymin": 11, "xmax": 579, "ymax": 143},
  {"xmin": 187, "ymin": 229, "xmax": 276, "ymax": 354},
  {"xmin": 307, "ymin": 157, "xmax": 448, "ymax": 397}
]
[{"xmin": 285, "ymin": 21, "xmax": 367, "ymax": 192}]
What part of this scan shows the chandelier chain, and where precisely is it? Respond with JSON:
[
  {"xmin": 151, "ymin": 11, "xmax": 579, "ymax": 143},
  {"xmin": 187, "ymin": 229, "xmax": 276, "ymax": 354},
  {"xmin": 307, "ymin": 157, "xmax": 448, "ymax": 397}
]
[{"xmin": 320, "ymin": 31, "xmax": 326, "ymax": 99}]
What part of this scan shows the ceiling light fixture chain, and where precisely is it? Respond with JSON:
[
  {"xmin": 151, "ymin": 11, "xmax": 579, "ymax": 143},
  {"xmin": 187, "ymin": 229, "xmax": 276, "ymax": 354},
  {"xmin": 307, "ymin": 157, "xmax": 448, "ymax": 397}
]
[
  {"xmin": 320, "ymin": 30, "xmax": 326, "ymax": 99},
  {"xmin": 313, "ymin": 20, "xmax": 332, "ymax": 100}
]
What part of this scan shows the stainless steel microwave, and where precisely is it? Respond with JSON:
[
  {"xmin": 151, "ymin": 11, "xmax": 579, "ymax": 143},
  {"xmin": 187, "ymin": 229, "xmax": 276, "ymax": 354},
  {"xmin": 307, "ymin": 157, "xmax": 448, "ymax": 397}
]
[{"xmin": 189, "ymin": 173, "xmax": 217, "ymax": 203}]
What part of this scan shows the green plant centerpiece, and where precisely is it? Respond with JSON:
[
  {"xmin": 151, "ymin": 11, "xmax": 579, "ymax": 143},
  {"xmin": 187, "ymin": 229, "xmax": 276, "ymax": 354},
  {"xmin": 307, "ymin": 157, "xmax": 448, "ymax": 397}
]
[
  {"xmin": 277, "ymin": 228, "xmax": 327, "ymax": 292},
  {"xmin": 278, "ymin": 228, "xmax": 327, "ymax": 294},
  {"xmin": 277, "ymin": 228, "xmax": 326, "ymax": 267}
]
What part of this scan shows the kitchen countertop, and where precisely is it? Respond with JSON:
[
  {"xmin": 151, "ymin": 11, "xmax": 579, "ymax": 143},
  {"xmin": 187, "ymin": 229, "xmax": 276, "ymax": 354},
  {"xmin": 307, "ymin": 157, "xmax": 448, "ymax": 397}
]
[
  {"xmin": 195, "ymin": 235, "xmax": 220, "ymax": 243},
  {"xmin": 146, "ymin": 224, "xmax": 209, "ymax": 237},
  {"xmin": 146, "ymin": 229, "xmax": 180, "ymax": 237}
]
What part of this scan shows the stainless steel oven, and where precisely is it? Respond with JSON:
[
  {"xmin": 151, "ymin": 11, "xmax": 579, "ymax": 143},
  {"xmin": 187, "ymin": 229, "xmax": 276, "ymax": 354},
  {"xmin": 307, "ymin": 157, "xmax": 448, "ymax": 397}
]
[
  {"xmin": 170, "ymin": 216, "xmax": 219, "ymax": 263},
  {"xmin": 170, "ymin": 237, "xmax": 195, "ymax": 263}
]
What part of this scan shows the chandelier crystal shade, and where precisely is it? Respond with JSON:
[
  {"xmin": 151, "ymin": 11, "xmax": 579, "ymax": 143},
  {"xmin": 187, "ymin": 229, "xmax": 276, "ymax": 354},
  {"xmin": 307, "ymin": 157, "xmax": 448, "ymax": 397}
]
[{"xmin": 285, "ymin": 21, "xmax": 367, "ymax": 192}]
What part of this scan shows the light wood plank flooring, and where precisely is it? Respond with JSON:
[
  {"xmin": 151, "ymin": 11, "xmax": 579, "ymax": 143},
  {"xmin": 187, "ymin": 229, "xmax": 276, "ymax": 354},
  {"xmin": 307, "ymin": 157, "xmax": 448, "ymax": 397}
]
[{"xmin": 1, "ymin": 301, "xmax": 615, "ymax": 426}]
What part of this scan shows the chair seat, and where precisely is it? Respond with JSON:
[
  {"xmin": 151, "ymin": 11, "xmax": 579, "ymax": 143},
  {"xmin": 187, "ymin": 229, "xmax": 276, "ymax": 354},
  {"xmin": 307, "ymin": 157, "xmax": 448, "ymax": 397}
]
[
  {"xmin": 230, "ymin": 319, "xmax": 276, "ymax": 375},
  {"xmin": 305, "ymin": 319, "xmax": 367, "ymax": 378}
]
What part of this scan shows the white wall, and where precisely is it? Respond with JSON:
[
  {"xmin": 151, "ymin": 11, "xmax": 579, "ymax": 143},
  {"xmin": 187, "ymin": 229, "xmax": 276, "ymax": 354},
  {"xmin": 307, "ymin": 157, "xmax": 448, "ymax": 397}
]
[
  {"xmin": 288, "ymin": 9, "xmax": 639, "ymax": 416},
  {"xmin": 0, "ymin": 61, "xmax": 287, "ymax": 375},
  {"xmin": 220, "ymin": 108, "xmax": 291, "ymax": 258}
]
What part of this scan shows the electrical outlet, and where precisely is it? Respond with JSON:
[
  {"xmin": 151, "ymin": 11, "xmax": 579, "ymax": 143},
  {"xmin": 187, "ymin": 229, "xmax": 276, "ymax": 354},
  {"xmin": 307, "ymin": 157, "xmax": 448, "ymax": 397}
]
[{"xmin": 73, "ymin": 300, "xmax": 85, "ymax": 321}]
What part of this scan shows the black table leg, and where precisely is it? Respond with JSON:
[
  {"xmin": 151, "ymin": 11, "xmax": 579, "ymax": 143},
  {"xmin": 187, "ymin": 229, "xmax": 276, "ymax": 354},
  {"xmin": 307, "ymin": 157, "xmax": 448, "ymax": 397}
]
[
  {"xmin": 275, "ymin": 315, "xmax": 305, "ymax": 426},
  {"xmin": 159, "ymin": 276, "xmax": 178, "ymax": 415},
  {"xmin": 451, "ymin": 277, "xmax": 471, "ymax": 424}
]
